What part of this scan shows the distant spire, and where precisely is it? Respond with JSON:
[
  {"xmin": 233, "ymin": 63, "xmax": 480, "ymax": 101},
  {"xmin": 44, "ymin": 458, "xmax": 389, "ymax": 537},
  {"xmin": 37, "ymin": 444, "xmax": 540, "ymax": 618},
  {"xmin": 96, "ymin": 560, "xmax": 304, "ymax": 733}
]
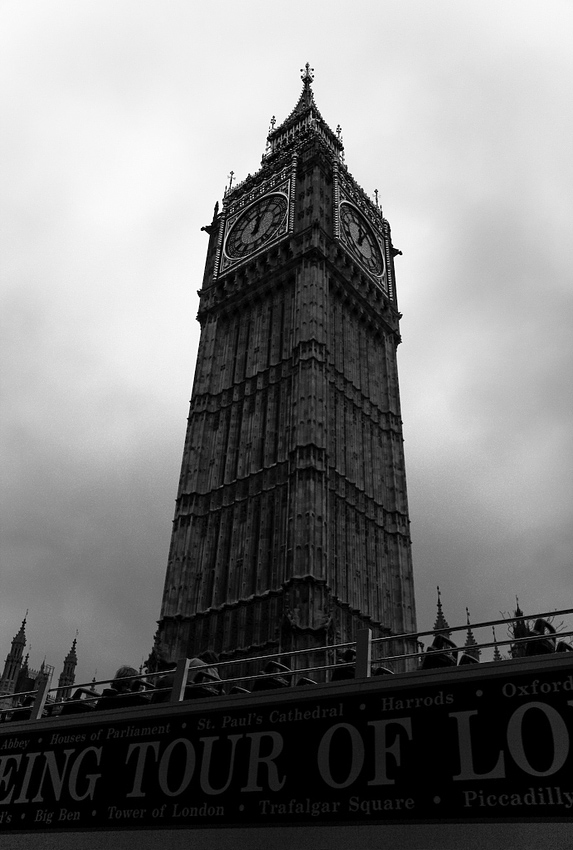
[
  {"xmin": 492, "ymin": 626, "xmax": 503, "ymax": 662},
  {"xmin": 464, "ymin": 608, "xmax": 481, "ymax": 660},
  {"xmin": 58, "ymin": 635, "xmax": 78, "ymax": 700},
  {"xmin": 66, "ymin": 637, "xmax": 78, "ymax": 662},
  {"xmin": 0, "ymin": 615, "xmax": 29, "ymax": 695},
  {"xmin": 511, "ymin": 595, "xmax": 530, "ymax": 657},
  {"xmin": 15, "ymin": 613, "xmax": 27, "ymax": 645},
  {"xmin": 512, "ymin": 596, "xmax": 529, "ymax": 640},
  {"xmin": 433, "ymin": 586, "xmax": 451, "ymax": 637}
]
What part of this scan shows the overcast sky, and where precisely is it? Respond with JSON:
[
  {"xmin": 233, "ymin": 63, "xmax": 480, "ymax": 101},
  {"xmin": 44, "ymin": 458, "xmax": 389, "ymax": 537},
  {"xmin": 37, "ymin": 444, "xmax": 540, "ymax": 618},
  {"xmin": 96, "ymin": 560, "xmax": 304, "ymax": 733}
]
[{"xmin": 1, "ymin": 1, "xmax": 572, "ymax": 686}]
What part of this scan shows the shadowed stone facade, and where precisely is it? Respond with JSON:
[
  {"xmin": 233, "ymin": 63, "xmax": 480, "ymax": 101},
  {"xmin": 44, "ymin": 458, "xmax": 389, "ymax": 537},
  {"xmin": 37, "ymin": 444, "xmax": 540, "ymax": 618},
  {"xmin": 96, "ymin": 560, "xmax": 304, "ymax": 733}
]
[{"xmin": 152, "ymin": 66, "xmax": 416, "ymax": 669}]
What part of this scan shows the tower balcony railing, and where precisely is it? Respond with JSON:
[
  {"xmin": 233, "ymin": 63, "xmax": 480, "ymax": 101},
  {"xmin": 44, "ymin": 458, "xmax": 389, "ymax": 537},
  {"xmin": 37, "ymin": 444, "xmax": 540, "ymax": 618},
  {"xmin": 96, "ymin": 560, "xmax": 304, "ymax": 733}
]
[{"xmin": 1, "ymin": 607, "xmax": 571, "ymax": 725}]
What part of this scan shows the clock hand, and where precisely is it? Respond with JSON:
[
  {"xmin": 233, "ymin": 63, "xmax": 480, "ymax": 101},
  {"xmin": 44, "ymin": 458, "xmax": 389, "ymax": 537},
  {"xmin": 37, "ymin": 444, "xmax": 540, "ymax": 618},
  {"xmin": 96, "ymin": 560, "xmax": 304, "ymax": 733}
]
[{"xmin": 251, "ymin": 212, "xmax": 263, "ymax": 235}]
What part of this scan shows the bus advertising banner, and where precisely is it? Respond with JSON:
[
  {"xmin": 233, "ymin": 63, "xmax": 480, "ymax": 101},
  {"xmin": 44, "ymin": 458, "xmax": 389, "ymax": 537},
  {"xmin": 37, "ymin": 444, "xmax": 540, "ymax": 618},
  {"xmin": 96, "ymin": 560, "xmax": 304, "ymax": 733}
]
[{"xmin": 0, "ymin": 659, "xmax": 572, "ymax": 832}]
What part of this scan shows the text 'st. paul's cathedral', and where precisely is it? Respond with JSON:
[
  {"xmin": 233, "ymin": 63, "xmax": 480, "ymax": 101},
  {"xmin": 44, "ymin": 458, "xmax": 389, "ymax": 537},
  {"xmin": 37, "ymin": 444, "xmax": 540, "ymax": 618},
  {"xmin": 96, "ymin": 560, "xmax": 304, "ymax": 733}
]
[{"xmin": 151, "ymin": 66, "xmax": 416, "ymax": 668}]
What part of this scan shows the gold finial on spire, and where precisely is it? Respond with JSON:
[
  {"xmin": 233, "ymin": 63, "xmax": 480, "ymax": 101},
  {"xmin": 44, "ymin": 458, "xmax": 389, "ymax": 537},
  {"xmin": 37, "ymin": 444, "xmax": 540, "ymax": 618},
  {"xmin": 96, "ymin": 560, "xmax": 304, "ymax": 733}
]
[{"xmin": 300, "ymin": 62, "xmax": 314, "ymax": 84}]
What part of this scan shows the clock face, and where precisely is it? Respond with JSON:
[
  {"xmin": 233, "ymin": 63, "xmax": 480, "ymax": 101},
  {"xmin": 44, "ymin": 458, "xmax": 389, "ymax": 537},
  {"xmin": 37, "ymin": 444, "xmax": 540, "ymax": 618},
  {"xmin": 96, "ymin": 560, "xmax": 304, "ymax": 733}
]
[
  {"xmin": 340, "ymin": 203, "xmax": 384, "ymax": 277},
  {"xmin": 225, "ymin": 193, "xmax": 288, "ymax": 260}
]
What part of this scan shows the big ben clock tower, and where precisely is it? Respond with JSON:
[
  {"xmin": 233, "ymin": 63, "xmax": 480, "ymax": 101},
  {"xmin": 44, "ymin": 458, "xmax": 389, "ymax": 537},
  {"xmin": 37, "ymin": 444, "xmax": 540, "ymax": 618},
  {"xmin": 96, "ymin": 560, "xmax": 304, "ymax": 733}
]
[{"xmin": 152, "ymin": 65, "xmax": 416, "ymax": 669}]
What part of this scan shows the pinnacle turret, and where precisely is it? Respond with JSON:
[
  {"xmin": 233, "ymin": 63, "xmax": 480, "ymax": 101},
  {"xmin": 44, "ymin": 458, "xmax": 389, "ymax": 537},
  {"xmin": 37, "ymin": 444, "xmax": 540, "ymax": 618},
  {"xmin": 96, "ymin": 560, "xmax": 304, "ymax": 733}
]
[
  {"xmin": 463, "ymin": 608, "xmax": 481, "ymax": 660},
  {"xmin": 492, "ymin": 626, "xmax": 503, "ymax": 661},
  {"xmin": 263, "ymin": 63, "xmax": 343, "ymax": 162},
  {"xmin": 0, "ymin": 614, "xmax": 29, "ymax": 699},
  {"xmin": 58, "ymin": 636, "xmax": 78, "ymax": 701},
  {"xmin": 510, "ymin": 596, "xmax": 530, "ymax": 658},
  {"xmin": 14, "ymin": 613, "xmax": 27, "ymax": 646},
  {"xmin": 65, "ymin": 637, "xmax": 78, "ymax": 663},
  {"xmin": 433, "ymin": 586, "xmax": 451, "ymax": 637}
]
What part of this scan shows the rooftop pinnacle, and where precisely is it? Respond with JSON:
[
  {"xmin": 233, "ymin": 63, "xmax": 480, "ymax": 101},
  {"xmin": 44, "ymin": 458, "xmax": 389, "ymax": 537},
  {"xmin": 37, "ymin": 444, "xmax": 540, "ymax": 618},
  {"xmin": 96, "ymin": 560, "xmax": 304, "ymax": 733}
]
[{"xmin": 301, "ymin": 62, "xmax": 315, "ymax": 84}]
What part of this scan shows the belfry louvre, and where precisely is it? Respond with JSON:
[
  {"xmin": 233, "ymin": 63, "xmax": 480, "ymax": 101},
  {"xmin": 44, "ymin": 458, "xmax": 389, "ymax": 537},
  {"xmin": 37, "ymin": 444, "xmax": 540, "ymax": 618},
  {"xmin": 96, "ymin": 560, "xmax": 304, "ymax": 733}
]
[{"xmin": 151, "ymin": 66, "xmax": 416, "ymax": 669}]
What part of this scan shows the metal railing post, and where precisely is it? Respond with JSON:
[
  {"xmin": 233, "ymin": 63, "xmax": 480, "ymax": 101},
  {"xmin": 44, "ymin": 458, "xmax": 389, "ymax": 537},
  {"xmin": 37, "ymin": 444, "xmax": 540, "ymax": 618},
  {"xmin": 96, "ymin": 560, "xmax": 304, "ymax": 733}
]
[
  {"xmin": 356, "ymin": 628, "xmax": 372, "ymax": 678},
  {"xmin": 170, "ymin": 658, "xmax": 191, "ymax": 703},
  {"xmin": 29, "ymin": 678, "xmax": 50, "ymax": 720}
]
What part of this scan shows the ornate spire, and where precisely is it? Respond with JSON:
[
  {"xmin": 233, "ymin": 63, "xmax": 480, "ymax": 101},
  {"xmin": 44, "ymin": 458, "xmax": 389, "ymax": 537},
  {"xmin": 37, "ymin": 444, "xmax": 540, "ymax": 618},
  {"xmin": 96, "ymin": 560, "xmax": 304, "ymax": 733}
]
[
  {"xmin": 262, "ymin": 63, "xmax": 343, "ymax": 163},
  {"xmin": 512, "ymin": 595, "xmax": 529, "ymax": 640},
  {"xmin": 492, "ymin": 626, "xmax": 503, "ymax": 662},
  {"xmin": 15, "ymin": 612, "xmax": 27, "ymax": 645},
  {"xmin": 510, "ymin": 596, "xmax": 531, "ymax": 658},
  {"xmin": 464, "ymin": 608, "xmax": 481, "ymax": 660},
  {"xmin": 433, "ymin": 586, "xmax": 451, "ymax": 637},
  {"xmin": 58, "ymin": 635, "xmax": 78, "ymax": 700},
  {"xmin": 65, "ymin": 636, "xmax": 78, "ymax": 662},
  {"xmin": 297, "ymin": 63, "xmax": 315, "ymax": 109}
]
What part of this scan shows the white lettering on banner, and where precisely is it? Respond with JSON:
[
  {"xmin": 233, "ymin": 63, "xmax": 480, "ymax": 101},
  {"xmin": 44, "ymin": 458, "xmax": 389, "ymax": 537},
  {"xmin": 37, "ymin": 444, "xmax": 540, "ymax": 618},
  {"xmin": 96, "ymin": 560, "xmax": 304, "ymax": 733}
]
[
  {"xmin": 506, "ymin": 702, "xmax": 569, "ymax": 777},
  {"xmin": 502, "ymin": 676, "xmax": 573, "ymax": 698},
  {"xmin": 317, "ymin": 719, "xmax": 413, "ymax": 789},
  {"xmin": 125, "ymin": 742, "xmax": 160, "ymax": 798},
  {"xmin": 13, "ymin": 753, "xmax": 42, "ymax": 804},
  {"xmin": 158, "ymin": 739, "xmax": 195, "ymax": 797},
  {"xmin": 450, "ymin": 710, "xmax": 506, "ymax": 781},
  {"xmin": 317, "ymin": 724, "xmax": 365, "ymax": 789},
  {"xmin": 240, "ymin": 732, "xmax": 286, "ymax": 792},
  {"xmin": 0, "ymin": 747, "xmax": 102, "ymax": 805},
  {"xmin": 200, "ymin": 735, "xmax": 242, "ymax": 795},
  {"xmin": 367, "ymin": 719, "xmax": 413, "ymax": 786},
  {"xmin": 31, "ymin": 751, "xmax": 75, "ymax": 803},
  {"xmin": 348, "ymin": 795, "xmax": 415, "ymax": 813},
  {"xmin": 0, "ymin": 755, "xmax": 22, "ymax": 804},
  {"xmin": 125, "ymin": 732, "xmax": 286, "ymax": 798},
  {"xmin": 451, "ymin": 700, "xmax": 573, "ymax": 781},
  {"xmin": 380, "ymin": 692, "xmax": 454, "ymax": 712},
  {"xmin": 259, "ymin": 798, "xmax": 341, "ymax": 816},
  {"xmin": 463, "ymin": 786, "xmax": 573, "ymax": 809},
  {"xmin": 65, "ymin": 747, "xmax": 102, "ymax": 802}
]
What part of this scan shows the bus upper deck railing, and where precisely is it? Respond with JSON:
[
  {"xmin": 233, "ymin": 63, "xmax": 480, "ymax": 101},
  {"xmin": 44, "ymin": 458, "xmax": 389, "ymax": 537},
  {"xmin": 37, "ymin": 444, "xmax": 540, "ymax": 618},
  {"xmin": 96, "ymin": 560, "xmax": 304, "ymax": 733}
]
[{"xmin": 1, "ymin": 606, "xmax": 571, "ymax": 725}]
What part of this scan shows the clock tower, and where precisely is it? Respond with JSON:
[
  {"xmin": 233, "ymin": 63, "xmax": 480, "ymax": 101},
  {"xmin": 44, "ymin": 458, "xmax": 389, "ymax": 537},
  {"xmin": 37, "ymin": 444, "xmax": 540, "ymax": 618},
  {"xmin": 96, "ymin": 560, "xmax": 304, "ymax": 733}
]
[{"xmin": 152, "ymin": 65, "xmax": 416, "ymax": 670}]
